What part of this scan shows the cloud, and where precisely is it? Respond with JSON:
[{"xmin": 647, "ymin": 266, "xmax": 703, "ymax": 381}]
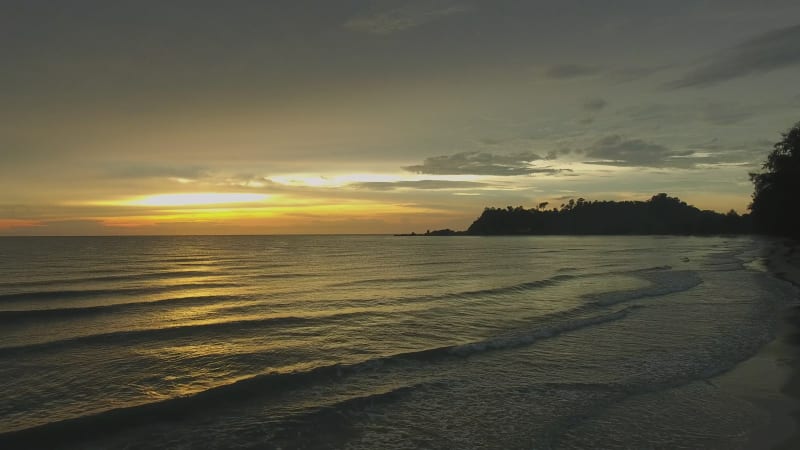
[
  {"xmin": 686, "ymin": 138, "xmax": 771, "ymax": 167},
  {"xmin": 621, "ymin": 103, "xmax": 679, "ymax": 123},
  {"xmin": 545, "ymin": 64, "xmax": 602, "ymax": 79},
  {"xmin": 620, "ymin": 101, "xmax": 756, "ymax": 127},
  {"xmin": 584, "ymin": 136, "xmax": 695, "ymax": 168},
  {"xmin": 478, "ymin": 137, "xmax": 504, "ymax": 146},
  {"xmin": 104, "ymin": 164, "xmax": 209, "ymax": 180},
  {"xmin": 609, "ymin": 65, "xmax": 669, "ymax": 82},
  {"xmin": 701, "ymin": 103, "xmax": 754, "ymax": 126},
  {"xmin": 344, "ymin": 1, "xmax": 472, "ymax": 35},
  {"xmin": 404, "ymin": 151, "xmax": 559, "ymax": 176},
  {"xmin": 352, "ymin": 180, "xmax": 488, "ymax": 190},
  {"xmin": 668, "ymin": 23, "xmax": 800, "ymax": 88},
  {"xmin": 546, "ymin": 148, "xmax": 573, "ymax": 160},
  {"xmin": 218, "ymin": 174, "xmax": 279, "ymax": 189},
  {"xmin": 0, "ymin": 219, "xmax": 112, "ymax": 236},
  {"xmin": 582, "ymin": 98, "xmax": 607, "ymax": 111}
]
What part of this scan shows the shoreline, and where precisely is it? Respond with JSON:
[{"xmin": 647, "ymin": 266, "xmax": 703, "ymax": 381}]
[
  {"xmin": 765, "ymin": 241, "xmax": 800, "ymax": 449},
  {"xmin": 715, "ymin": 239, "xmax": 800, "ymax": 449}
]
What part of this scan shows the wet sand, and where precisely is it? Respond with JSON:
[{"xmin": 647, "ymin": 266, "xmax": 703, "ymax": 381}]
[{"xmin": 715, "ymin": 240, "xmax": 800, "ymax": 449}]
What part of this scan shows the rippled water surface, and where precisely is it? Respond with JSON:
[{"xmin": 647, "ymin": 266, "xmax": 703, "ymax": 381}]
[{"xmin": 0, "ymin": 235, "xmax": 794, "ymax": 449}]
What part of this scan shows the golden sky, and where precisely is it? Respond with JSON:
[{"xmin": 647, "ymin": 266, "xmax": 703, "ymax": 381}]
[{"xmin": 2, "ymin": 1, "xmax": 799, "ymax": 234}]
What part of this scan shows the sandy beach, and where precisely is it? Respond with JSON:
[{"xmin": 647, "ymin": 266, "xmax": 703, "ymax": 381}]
[
  {"xmin": 767, "ymin": 241, "xmax": 800, "ymax": 449},
  {"xmin": 715, "ymin": 239, "xmax": 800, "ymax": 449}
]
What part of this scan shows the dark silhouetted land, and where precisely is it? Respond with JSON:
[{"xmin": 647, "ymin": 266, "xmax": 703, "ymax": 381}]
[
  {"xmin": 749, "ymin": 121, "xmax": 800, "ymax": 239},
  {"xmin": 408, "ymin": 193, "xmax": 751, "ymax": 236}
]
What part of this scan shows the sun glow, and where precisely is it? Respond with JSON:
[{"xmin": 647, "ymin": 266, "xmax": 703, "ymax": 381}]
[
  {"xmin": 91, "ymin": 200, "xmax": 449, "ymax": 232},
  {"xmin": 122, "ymin": 193, "xmax": 270, "ymax": 207},
  {"xmin": 0, "ymin": 219, "xmax": 41, "ymax": 230}
]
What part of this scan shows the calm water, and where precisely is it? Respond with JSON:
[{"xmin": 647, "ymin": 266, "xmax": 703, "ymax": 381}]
[{"xmin": 0, "ymin": 235, "xmax": 795, "ymax": 449}]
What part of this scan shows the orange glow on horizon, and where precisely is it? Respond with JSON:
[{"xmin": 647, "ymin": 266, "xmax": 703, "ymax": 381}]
[
  {"xmin": 0, "ymin": 219, "xmax": 41, "ymax": 230},
  {"xmin": 119, "ymin": 193, "xmax": 270, "ymax": 207},
  {"xmin": 92, "ymin": 200, "xmax": 451, "ymax": 229}
]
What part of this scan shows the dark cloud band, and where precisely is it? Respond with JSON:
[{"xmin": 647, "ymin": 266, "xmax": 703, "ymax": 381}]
[
  {"xmin": 404, "ymin": 151, "xmax": 558, "ymax": 176},
  {"xmin": 668, "ymin": 24, "xmax": 800, "ymax": 88}
]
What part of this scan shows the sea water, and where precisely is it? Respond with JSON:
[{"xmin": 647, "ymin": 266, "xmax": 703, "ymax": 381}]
[{"xmin": 0, "ymin": 235, "xmax": 795, "ymax": 449}]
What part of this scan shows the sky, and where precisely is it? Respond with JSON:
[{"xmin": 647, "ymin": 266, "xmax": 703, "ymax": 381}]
[{"xmin": 1, "ymin": 0, "xmax": 799, "ymax": 235}]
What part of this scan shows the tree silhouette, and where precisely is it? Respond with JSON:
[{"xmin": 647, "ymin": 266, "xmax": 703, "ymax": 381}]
[
  {"xmin": 465, "ymin": 194, "xmax": 749, "ymax": 235},
  {"xmin": 749, "ymin": 122, "xmax": 800, "ymax": 237}
]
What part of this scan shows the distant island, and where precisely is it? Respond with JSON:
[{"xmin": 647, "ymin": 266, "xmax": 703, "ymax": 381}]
[
  {"xmin": 401, "ymin": 193, "xmax": 751, "ymax": 236},
  {"xmin": 403, "ymin": 121, "xmax": 799, "ymax": 238}
]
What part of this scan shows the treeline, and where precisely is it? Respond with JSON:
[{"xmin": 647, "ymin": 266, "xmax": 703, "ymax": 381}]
[
  {"xmin": 417, "ymin": 121, "xmax": 798, "ymax": 238},
  {"xmin": 464, "ymin": 193, "xmax": 750, "ymax": 235},
  {"xmin": 749, "ymin": 121, "xmax": 800, "ymax": 238}
]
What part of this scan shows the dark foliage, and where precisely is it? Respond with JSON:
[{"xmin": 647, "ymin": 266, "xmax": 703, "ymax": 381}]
[
  {"xmin": 749, "ymin": 122, "xmax": 800, "ymax": 237},
  {"xmin": 424, "ymin": 229, "xmax": 464, "ymax": 236},
  {"xmin": 466, "ymin": 194, "xmax": 750, "ymax": 235}
]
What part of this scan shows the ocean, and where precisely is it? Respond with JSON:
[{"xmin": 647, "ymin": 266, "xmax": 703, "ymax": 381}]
[{"xmin": 0, "ymin": 235, "xmax": 795, "ymax": 449}]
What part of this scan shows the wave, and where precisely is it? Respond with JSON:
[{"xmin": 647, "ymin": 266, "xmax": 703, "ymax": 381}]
[
  {"xmin": 0, "ymin": 270, "xmax": 595, "ymax": 329},
  {"xmin": 416, "ymin": 266, "xmax": 673, "ymax": 304},
  {"xmin": 0, "ymin": 294, "xmax": 248, "ymax": 324},
  {"xmin": 0, "ymin": 282, "xmax": 242, "ymax": 303},
  {"xmin": 434, "ymin": 274, "xmax": 579, "ymax": 302},
  {"xmin": 400, "ymin": 260, "xmax": 458, "ymax": 267},
  {"xmin": 329, "ymin": 275, "xmax": 441, "ymax": 288},
  {"xmin": 267, "ymin": 383, "xmax": 425, "ymax": 445},
  {"xmin": 199, "ymin": 265, "xmax": 677, "ymax": 318},
  {"xmin": 0, "ymin": 270, "xmax": 221, "ymax": 289},
  {"xmin": 0, "ymin": 305, "xmax": 638, "ymax": 447},
  {"xmin": 449, "ymin": 307, "xmax": 638, "ymax": 356},
  {"xmin": 0, "ymin": 310, "xmax": 374, "ymax": 357},
  {"xmin": 247, "ymin": 272, "xmax": 313, "ymax": 280},
  {"xmin": 628, "ymin": 265, "xmax": 673, "ymax": 273},
  {"xmin": 588, "ymin": 270, "xmax": 703, "ymax": 306},
  {"xmin": 0, "ymin": 265, "xmax": 676, "ymax": 341},
  {"xmin": 221, "ymin": 272, "xmax": 588, "ymax": 315}
]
